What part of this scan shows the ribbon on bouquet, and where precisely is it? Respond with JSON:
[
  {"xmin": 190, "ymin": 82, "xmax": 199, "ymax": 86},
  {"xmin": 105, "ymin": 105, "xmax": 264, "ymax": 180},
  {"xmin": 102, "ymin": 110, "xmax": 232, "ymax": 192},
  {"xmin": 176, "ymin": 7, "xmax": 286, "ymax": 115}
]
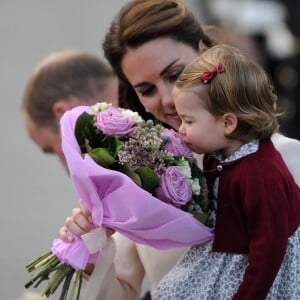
[{"xmin": 51, "ymin": 106, "xmax": 214, "ymax": 270}]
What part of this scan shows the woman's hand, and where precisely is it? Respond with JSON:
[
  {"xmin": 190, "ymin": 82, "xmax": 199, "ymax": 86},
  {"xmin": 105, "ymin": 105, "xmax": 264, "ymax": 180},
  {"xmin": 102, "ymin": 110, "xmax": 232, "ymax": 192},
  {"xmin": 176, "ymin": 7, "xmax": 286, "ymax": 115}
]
[
  {"xmin": 59, "ymin": 199, "xmax": 115, "ymax": 243},
  {"xmin": 58, "ymin": 200, "xmax": 115, "ymax": 276}
]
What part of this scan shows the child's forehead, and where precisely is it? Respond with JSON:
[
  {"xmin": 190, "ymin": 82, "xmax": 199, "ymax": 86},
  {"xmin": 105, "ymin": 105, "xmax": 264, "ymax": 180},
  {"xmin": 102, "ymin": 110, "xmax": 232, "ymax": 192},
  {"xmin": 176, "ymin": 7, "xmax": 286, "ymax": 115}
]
[{"xmin": 174, "ymin": 84, "xmax": 207, "ymax": 99}]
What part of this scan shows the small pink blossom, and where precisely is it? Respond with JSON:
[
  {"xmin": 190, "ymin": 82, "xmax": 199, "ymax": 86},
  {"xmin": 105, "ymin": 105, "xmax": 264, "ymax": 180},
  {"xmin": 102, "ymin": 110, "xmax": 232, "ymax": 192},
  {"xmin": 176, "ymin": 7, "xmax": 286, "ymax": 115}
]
[
  {"xmin": 155, "ymin": 166, "xmax": 192, "ymax": 207},
  {"xmin": 95, "ymin": 107, "xmax": 135, "ymax": 137}
]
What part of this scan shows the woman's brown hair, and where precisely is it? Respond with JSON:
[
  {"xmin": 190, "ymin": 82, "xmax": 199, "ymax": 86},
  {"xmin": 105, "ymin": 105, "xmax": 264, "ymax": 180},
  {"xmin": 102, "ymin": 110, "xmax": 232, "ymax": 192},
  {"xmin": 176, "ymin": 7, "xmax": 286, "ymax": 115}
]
[{"xmin": 103, "ymin": 0, "xmax": 213, "ymax": 121}]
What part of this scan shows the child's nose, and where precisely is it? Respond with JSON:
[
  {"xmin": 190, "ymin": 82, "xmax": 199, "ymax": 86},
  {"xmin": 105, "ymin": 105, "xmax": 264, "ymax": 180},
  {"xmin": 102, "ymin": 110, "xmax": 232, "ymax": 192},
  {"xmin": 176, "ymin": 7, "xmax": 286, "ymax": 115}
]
[{"xmin": 178, "ymin": 124, "xmax": 185, "ymax": 136}]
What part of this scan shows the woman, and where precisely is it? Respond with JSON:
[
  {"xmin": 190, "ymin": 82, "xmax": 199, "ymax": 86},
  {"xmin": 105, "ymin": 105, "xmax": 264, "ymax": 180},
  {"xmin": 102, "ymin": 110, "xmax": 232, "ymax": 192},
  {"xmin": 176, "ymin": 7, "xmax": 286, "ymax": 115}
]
[
  {"xmin": 102, "ymin": 0, "xmax": 300, "ymax": 182},
  {"xmin": 61, "ymin": 0, "xmax": 300, "ymax": 299}
]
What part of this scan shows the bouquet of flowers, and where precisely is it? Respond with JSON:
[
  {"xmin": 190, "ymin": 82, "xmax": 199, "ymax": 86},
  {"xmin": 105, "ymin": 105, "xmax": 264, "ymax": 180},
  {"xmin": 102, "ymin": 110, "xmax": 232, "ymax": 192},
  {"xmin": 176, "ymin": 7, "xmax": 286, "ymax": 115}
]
[{"xmin": 25, "ymin": 102, "xmax": 214, "ymax": 299}]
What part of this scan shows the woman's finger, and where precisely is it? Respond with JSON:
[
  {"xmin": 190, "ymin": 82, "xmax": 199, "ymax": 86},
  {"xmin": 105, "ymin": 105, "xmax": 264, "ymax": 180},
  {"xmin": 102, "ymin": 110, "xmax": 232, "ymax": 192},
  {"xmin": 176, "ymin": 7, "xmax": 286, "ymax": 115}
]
[
  {"xmin": 58, "ymin": 225, "xmax": 74, "ymax": 243},
  {"xmin": 78, "ymin": 199, "xmax": 92, "ymax": 223},
  {"xmin": 65, "ymin": 214, "xmax": 91, "ymax": 236}
]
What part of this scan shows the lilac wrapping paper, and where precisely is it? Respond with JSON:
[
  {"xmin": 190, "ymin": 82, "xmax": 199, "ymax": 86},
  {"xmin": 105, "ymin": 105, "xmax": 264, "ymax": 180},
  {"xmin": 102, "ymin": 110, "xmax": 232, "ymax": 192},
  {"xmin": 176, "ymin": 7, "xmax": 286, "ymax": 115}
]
[{"xmin": 52, "ymin": 106, "xmax": 214, "ymax": 270}]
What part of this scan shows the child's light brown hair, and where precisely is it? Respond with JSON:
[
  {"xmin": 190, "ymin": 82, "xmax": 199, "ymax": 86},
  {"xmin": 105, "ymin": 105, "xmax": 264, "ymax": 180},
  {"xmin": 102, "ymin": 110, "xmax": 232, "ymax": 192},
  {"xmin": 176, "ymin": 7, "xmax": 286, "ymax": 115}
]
[{"xmin": 175, "ymin": 44, "xmax": 280, "ymax": 142}]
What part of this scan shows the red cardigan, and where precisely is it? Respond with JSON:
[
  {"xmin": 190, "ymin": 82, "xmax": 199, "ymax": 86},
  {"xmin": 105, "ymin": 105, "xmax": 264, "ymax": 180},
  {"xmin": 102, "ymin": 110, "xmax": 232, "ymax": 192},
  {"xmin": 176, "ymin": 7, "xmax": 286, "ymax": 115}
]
[{"xmin": 203, "ymin": 139, "xmax": 300, "ymax": 300}]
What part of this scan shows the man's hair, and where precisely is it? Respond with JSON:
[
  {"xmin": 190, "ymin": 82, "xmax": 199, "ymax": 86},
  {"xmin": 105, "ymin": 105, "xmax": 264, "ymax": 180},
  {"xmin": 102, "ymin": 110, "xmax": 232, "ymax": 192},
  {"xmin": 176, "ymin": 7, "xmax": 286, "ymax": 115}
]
[{"xmin": 22, "ymin": 50, "xmax": 114, "ymax": 129}]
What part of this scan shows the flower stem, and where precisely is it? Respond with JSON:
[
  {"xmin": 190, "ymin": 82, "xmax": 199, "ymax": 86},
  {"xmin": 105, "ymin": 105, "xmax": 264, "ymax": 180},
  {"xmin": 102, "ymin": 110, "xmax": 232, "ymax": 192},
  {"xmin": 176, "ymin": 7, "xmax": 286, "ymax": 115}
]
[
  {"xmin": 59, "ymin": 267, "xmax": 75, "ymax": 300},
  {"xmin": 48, "ymin": 265, "xmax": 74, "ymax": 296},
  {"xmin": 26, "ymin": 251, "xmax": 52, "ymax": 272},
  {"xmin": 67, "ymin": 270, "xmax": 82, "ymax": 300},
  {"xmin": 33, "ymin": 253, "xmax": 56, "ymax": 270},
  {"xmin": 76, "ymin": 271, "xmax": 83, "ymax": 300},
  {"xmin": 25, "ymin": 256, "xmax": 60, "ymax": 289}
]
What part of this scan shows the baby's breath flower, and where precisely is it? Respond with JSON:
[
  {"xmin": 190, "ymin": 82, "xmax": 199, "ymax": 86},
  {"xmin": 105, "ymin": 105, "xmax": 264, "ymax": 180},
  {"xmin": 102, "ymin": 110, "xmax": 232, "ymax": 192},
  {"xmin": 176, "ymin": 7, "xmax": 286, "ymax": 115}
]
[
  {"xmin": 118, "ymin": 126, "xmax": 168, "ymax": 173},
  {"xmin": 123, "ymin": 109, "xmax": 144, "ymax": 124},
  {"xmin": 176, "ymin": 158, "xmax": 192, "ymax": 178},
  {"xmin": 91, "ymin": 102, "xmax": 112, "ymax": 112},
  {"xmin": 191, "ymin": 178, "xmax": 201, "ymax": 195}
]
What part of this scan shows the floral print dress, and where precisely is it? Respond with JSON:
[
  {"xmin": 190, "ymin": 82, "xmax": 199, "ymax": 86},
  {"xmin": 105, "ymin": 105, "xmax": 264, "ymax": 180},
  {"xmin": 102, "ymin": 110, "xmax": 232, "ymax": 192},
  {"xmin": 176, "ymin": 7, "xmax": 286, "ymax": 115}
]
[{"xmin": 154, "ymin": 141, "xmax": 300, "ymax": 300}]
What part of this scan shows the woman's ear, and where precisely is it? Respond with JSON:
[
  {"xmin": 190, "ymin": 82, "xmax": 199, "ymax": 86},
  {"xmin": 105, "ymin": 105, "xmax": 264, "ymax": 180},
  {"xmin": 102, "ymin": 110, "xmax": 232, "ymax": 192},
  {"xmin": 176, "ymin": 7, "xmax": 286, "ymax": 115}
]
[
  {"xmin": 198, "ymin": 39, "xmax": 209, "ymax": 54},
  {"xmin": 52, "ymin": 98, "xmax": 80, "ymax": 120},
  {"xmin": 222, "ymin": 113, "xmax": 238, "ymax": 135}
]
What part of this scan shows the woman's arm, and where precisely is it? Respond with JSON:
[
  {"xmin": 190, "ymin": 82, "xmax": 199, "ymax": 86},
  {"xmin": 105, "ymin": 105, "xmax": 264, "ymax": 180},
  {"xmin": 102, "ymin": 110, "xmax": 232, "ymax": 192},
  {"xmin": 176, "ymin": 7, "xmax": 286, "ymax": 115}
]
[
  {"xmin": 271, "ymin": 133, "xmax": 300, "ymax": 186},
  {"xmin": 59, "ymin": 202, "xmax": 145, "ymax": 300},
  {"xmin": 82, "ymin": 233, "xmax": 145, "ymax": 300}
]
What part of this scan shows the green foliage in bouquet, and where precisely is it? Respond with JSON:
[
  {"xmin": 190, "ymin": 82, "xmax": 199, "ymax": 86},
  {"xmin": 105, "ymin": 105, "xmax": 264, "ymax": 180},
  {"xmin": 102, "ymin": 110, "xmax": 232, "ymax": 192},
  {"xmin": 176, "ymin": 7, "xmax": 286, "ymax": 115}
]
[
  {"xmin": 73, "ymin": 106, "xmax": 213, "ymax": 225},
  {"xmin": 24, "ymin": 103, "xmax": 214, "ymax": 300},
  {"xmin": 74, "ymin": 111, "xmax": 162, "ymax": 192}
]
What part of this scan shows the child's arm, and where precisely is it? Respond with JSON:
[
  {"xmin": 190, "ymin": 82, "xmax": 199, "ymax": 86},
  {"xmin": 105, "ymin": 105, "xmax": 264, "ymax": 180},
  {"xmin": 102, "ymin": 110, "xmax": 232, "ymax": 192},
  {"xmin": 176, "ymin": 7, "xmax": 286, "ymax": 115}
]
[{"xmin": 233, "ymin": 165, "xmax": 293, "ymax": 299}]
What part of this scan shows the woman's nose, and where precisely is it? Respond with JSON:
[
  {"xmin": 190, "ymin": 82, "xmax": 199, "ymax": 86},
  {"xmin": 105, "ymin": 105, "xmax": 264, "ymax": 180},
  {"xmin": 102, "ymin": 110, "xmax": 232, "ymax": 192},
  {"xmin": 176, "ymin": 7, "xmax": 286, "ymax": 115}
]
[{"xmin": 160, "ymin": 85, "xmax": 174, "ymax": 107}]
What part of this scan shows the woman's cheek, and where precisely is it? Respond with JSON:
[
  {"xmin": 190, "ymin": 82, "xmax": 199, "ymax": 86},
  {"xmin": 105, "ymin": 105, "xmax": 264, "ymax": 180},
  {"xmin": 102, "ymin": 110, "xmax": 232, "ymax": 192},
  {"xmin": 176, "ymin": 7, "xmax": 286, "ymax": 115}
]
[{"xmin": 141, "ymin": 100, "xmax": 158, "ymax": 115}]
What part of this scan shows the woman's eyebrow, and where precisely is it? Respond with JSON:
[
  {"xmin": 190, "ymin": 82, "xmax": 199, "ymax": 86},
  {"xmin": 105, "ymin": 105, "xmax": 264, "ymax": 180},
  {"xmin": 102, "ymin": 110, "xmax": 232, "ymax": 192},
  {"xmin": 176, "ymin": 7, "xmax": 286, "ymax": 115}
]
[
  {"xmin": 133, "ymin": 81, "xmax": 148, "ymax": 88},
  {"xmin": 133, "ymin": 58, "xmax": 181, "ymax": 89},
  {"xmin": 160, "ymin": 58, "xmax": 180, "ymax": 76}
]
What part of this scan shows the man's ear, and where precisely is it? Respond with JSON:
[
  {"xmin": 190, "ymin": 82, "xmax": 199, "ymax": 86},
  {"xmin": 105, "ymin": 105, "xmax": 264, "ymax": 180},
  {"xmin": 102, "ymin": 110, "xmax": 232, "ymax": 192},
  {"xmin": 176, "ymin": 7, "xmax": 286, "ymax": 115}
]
[
  {"xmin": 52, "ymin": 99, "xmax": 79, "ymax": 120},
  {"xmin": 222, "ymin": 113, "xmax": 238, "ymax": 135}
]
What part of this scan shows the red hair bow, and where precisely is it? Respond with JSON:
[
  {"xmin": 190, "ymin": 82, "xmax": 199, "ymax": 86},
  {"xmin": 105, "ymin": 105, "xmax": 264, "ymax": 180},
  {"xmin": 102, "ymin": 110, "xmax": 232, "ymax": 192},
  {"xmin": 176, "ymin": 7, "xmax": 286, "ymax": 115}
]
[{"xmin": 200, "ymin": 64, "xmax": 225, "ymax": 84}]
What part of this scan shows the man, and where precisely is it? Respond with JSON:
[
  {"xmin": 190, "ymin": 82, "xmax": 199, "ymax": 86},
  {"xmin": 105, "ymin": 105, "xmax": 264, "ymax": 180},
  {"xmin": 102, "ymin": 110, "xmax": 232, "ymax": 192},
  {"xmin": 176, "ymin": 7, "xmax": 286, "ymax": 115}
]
[
  {"xmin": 23, "ymin": 50, "xmax": 118, "ymax": 170},
  {"xmin": 22, "ymin": 50, "xmax": 153, "ymax": 300}
]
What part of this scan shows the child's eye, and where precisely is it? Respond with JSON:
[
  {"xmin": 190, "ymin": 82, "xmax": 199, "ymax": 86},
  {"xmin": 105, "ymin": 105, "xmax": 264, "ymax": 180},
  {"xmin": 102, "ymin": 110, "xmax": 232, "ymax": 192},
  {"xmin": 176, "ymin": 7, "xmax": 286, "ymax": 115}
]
[{"xmin": 183, "ymin": 119, "xmax": 193, "ymax": 125}]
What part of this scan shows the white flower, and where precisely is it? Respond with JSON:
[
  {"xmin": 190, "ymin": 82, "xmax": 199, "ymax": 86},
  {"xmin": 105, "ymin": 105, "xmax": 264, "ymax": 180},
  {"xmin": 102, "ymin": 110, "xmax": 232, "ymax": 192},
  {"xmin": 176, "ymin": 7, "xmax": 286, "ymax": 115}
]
[
  {"xmin": 123, "ymin": 109, "xmax": 143, "ymax": 124},
  {"xmin": 91, "ymin": 102, "xmax": 112, "ymax": 113},
  {"xmin": 176, "ymin": 158, "xmax": 192, "ymax": 179},
  {"xmin": 191, "ymin": 178, "xmax": 201, "ymax": 195}
]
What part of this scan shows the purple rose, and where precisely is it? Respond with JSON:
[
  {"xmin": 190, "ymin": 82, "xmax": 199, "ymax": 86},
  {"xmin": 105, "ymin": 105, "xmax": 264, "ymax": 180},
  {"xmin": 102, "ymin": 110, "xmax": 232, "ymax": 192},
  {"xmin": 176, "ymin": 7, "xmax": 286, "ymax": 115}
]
[
  {"xmin": 155, "ymin": 166, "xmax": 192, "ymax": 207},
  {"xmin": 95, "ymin": 107, "xmax": 135, "ymax": 137},
  {"xmin": 162, "ymin": 129, "xmax": 193, "ymax": 159}
]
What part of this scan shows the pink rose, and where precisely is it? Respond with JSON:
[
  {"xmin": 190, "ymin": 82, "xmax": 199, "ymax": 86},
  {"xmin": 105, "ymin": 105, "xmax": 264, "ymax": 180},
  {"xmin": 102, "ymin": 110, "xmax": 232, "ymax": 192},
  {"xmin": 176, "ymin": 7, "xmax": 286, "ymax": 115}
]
[
  {"xmin": 162, "ymin": 129, "xmax": 193, "ymax": 159},
  {"xmin": 155, "ymin": 166, "xmax": 192, "ymax": 207},
  {"xmin": 95, "ymin": 107, "xmax": 135, "ymax": 137}
]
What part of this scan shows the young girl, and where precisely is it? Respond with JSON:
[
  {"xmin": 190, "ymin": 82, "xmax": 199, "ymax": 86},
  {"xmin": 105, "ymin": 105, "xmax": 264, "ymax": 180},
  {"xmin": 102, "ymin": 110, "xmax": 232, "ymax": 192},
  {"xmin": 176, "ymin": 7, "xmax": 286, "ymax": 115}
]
[{"xmin": 154, "ymin": 44, "xmax": 300, "ymax": 299}]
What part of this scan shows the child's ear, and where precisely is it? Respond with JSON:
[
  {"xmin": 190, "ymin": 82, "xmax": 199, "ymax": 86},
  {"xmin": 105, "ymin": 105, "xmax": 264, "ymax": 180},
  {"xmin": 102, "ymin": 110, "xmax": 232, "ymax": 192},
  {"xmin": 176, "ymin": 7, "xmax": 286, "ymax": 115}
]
[
  {"xmin": 52, "ymin": 98, "xmax": 79, "ymax": 120},
  {"xmin": 222, "ymin": 113, "xmax": 238, "ymax": 135}
]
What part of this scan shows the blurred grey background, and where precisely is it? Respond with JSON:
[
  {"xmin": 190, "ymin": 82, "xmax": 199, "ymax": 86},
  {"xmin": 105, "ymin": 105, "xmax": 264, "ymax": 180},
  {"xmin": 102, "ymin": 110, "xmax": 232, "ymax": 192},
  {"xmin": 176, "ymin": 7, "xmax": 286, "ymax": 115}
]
[{"xmin": 0, "ymin": 1, "xmax": 299, "ymax": 299}]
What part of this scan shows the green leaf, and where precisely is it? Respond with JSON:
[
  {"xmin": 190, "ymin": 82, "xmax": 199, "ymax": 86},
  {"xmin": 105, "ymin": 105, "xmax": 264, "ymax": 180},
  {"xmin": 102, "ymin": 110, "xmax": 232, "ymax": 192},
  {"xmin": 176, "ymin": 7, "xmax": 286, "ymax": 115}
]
[
  {"xmin": 191, "ymin": 211, "xmax": 207, "ymax": 224},
  {"xmin": 114, "ymin": 137, "xmax": 123, "ymax": 155},
  {"xmin": 90, "ymin": 148, "xmax": 117, "ymax": 167},
  {"xmin": 75, "ymin": 112, "xmax": 94, "ymax": 151},
  {"xmin": 115, "ymin": 163, "xmax": 142, "ymax": 187},
  {"xmin": 190, "ymin": 160, "xmax": 203, "ymax": 178},
  {"xmin": 104, "ymin": 136, "xmax": 122, "ymax": 156},
  {"xmin": 136, "ymin": 166, "xmax": 160, "ymax": 193},
  {"xmin": 75, "ymin": 112, "xmax": 108, "ymax": 153}
]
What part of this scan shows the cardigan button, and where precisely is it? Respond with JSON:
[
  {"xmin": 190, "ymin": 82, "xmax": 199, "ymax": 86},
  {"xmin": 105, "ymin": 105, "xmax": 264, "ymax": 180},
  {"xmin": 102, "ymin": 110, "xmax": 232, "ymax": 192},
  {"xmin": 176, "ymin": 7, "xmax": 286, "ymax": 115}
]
[{"xmin": 217, "ymin": 164, "xmax": 223, "ymax": 171}]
